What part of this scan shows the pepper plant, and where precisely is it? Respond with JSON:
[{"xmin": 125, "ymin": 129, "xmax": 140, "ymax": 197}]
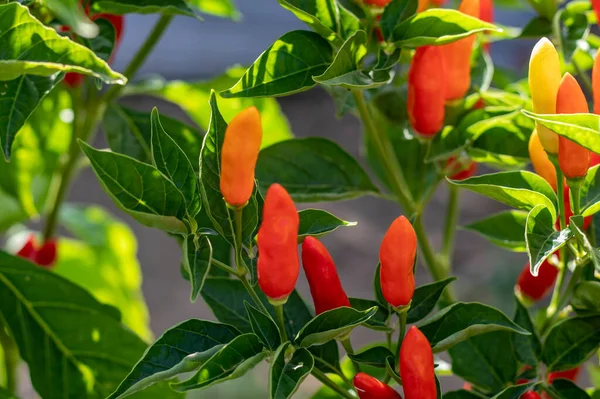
[{"xmin": 2, "ymin": 0, "xmax": 600, "ymax": 398}]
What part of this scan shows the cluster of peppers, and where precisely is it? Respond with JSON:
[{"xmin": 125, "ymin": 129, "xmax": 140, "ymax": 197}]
[{"xmin": 219, "ymin": 107, "xmax": 437, "ymax": 398}]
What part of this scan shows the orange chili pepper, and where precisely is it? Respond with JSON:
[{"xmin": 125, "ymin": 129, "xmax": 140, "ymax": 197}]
[{"xmin": 528, "ymin": 130, "xmax": 558, "ymax": 191}]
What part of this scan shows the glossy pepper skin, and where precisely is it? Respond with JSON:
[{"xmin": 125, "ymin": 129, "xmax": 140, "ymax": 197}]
[
  {"xmin": 407, "ymin": 46, "xmax": 446, "ymax": 137},
  {"xmin": 35, "ymin": 240, "xmax": 58, "ymax": 268},
  {"xmin": 353, "ymin": 373, "xmax": 401, "ymax": 399},
  {"xmin": 257, "ymin": 184, "xmax": 300, "ymax": 304},
  {"xmin": 447, "ymin": 157, "xmax": 477, "ymax": 180},
  {"xmin": 379, "ymin": 216, "xmax": 416, "ymax": 308},
  {"xmin": 400, "ymin": 326, "xmax": 436, "ymax": 399},
  {"xmin": 439, "ymin": 0, "xmax": 480, "ymax": 100},
  {"xmin": 16, "ymin": 234, "xmax": 37, "ymax": 261},
  {"xmin": 529, "ymin": 129, "xmax": 558, "ymax": 191},
  {"xmin": 556, "ymin": 73, "xmax": 590, "ymax": 179},
  {"xmin": 220, "ymin": 107, "xmax": 263, "ymax": 207},
  {"xmin": 593, "ymin": 0, "xmax": 600, "ymax": 29},
  {"xmin": 529, "ymin": 38, "xmax": 561, "ymax": 153},
  {"xmin": 515, "ymin": 259, "xmax": 558, "ymax": 302},
  {"xmin": 301, "ymin": 236, "xmax": 351, "ymax": 315},
  {"xmin": 548, "ymin": 367, "xmax": 580, "ymax": 383},
  {"xmin": 521, "ymin": 392, "xmax": 541, "ymax": 399}
]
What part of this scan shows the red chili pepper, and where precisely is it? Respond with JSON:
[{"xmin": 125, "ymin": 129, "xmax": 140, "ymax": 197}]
[
  {"xmin": 439, "ymin": 0, "xmax": 480, "ymax": 100},
  {"xmin": 257, "ymin": 184, "xmax": 300, "ymax": 304},
  {"xmin": 548, "ymin": 367, "xmax": 580, "ymax": 383},
  {"xmin": 447, "ymin": 157, "xmax": 477, "ymax": 180},
  {"xmin": 16, "ymin": 234, "xmax": 37, "ymax": 261},
  {"xmin": 593, "ymin": 0, "xmax": 600, "ymax": 29},
  {"xmin": 220, "ymin": 107, "xmax": 263, "ymax": 207},
  {"xmin": 594, "ymin": 50, "xmax": 600, "ymax": 114},
  {"xmin": 407, "ymin": 46, "xmax": 446, "ymax": 137},
  {"xmin": 379, "ymin": 216, "xmax": 416, "ymax": 308},
  {"xmin": 515, "ymin": 259, "xmax": 558, "ymax": 302},
  {"xmin": 400, "ymin": 326, "xmax": 436, "ymax": 399},
  {"xmin": 556, "ymin": 73, "xmax": 590, "ymax": 179},
  {"xmin": 364, "ymin": 0, "xmax": 391, "ymax": 6},
  {"xmin": 35, "ymin": 240, "xmax": 58, "ymax": 268},
  {"xmin": 521, "ymin": 392, "xmax": 541, "ymax": 399},
  {"xmin": 374, "ymin": 15, "xmax": 384, "ymax": 43},
  {"xmin": 353, "ymin": 373, "xmax": 401, "ymax": 399},
  {"xmin": 301, "ymin": 236, "xmax": 351, "ymax": 315}
]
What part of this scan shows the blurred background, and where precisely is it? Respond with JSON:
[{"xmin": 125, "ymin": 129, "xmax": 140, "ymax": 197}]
[{"xmin": 22, "ymin": 1, "xmax": 545, "ymax": 397}]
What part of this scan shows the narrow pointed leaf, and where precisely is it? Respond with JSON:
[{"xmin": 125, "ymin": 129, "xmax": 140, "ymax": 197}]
[
  {"xmin": 347, "ymin": 346, "xmax": 393, "ymax": 368},
  {"xmin": 298, "ymin": 209, "xmax": 356, "ymax": 240},
  {"xmin": 183, "ymin": 235, "xmax": 213, "ymax": 302},
  {"xmin": 89, "ymin": 0, "xmax": 198, "ymax": 17},
  {"xmin": 349, "ymin": 298, "xmax": 390, "ymax": 332},
  {"xmin": 542, "ymin": 315, "xmax": 600, "ymax": 372},
  {"xmin": 407, "ymin": 277, "xmax": 457, "ymax": 323},
  {"xmin": 244, "ymin": 302, "xmax": 281, "ymax": 351},
  {"xmin": 513, "ymin": 296, "xmax": 541, "ymax": 366},
  {"xmin": 417, "ymin": 302, "xmax": 530, "ymax": 352},
  {"xmin": 295, "ymin": 306, "xmax": 377, "ymax": 348},
  {"xmin": 221, "ymin": 30, "xmax": 333, "ymax": 98},
  {"xmin": 547, "ymin": 379, "xmax": 591, "ymax": 399},
  {"xmin": 490, "ymin": 384, "xmax": 536, "ymax": 399},
  {"xmin": 380, "ymin": 0, "xmax": 418, "ymax": 40},
  {"xmin": 188, "ymin": 0, "xmax": 240, "ymax": 19},
  {"xmin": 463, "ymin": 211, "xmax": 528, "ymax": 252},
  {"xmin": 572, "ymin": 281, "xmax": 600, "ymax": 314},
  {"xmin": 107, "ymin": 320, "xmax": 240, "ymax": 398},
  {"xmin": 277, "ymin": 0, "xmax": 341, "ymax": 45},
  {"xmin": 80, "ymin": 142, "xmax": 188, "ymax": 234},
  {"xmin": 581, "ymin": 165, "xmax": 600, "ymax": 216},
  {"xmin": 270, "ymin": 342, "xmax": 314, "ymax": 399}
]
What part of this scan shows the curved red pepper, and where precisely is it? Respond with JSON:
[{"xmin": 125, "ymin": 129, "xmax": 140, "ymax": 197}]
[
  {"xmin": 515, "ymin": 259, "xmax": 558, "ymax": 302},
  {"xmin": 353, "ymin": 372, "xmax": 401, "ymax": 399},
  {"xmin": 400, "ymin": 326, "xmax": 436, "ymax": 399}
]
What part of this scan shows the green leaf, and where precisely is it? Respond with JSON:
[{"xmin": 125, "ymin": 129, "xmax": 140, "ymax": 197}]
[
  {"xmin": 313, "ymin": 31, "xmax": 391, "ymax": 89},
  {"xmin": 256, "ymin": 137, "xmax": 379, "ymax": 201},
  {"xmin": 385, "ymin": 356, "xmax": 401, "ymax": 385},
  {"xmin": 522, "ymin": 111, "xmax": 600, "ymax": 154},
  {"xmin": 542, "ymin": 315, "xmax": 600, "ymax": 372},
  {"xmin": 56, "ymin": 204, "xmax": 152, "ymax": 341},
  {"xmin": 572, "ymin": 281, "xmax": 600, "ymax": 314},
  {"xmin": 373, "ymin": 263, "xmax": 387, "ymax": 309},
  {"xmin": 525, "ymin": 205, "xmax": 572, "ymax": 276},
  {"xmin": 0, "ymin": 3, "xmax": 125, "ymax": 83},
  {"xmin": 133, "ymin": 67, "xmax": 293, "ymax": 149},
  {"xmin": 295, "ymin": 306, "xmax": 377, "ymax": 347},
  {"xmin": 0, "ymin": 251, "xmax": 170, "ymax": 398},
  {"xmin": 547, "ymin": 379, "xmax": 591, "ymax": 399},
  {"xmin": 581, "ymin": 165, "xmax": 600, "ymax": 217},
  {"xmin": 449, "ymin": 332, "xmax": 519, "ymax": 393},
  {"xmin": 80, "ymin": 142, "xmax": 189, "ymax": 234},
  {"xmin": 171, "ymin": 333, "xmax": 266, "ymax": 391},
  {"xmin": 490, "ymin": 384, "xmax": 536, "ymax": 399},
  {"xmin": 0, "ymin": 74, "xmax": 62, "ymax": 160},
  {"xmin": 513, "ymin": 296, "xmax": 541, "ymax": 366},
  {"xmin": 444, "ymin": 390, "xmax": 486, "ymax": 399},
  {"xmin": 270, "ymin": 342, "xmax": 314, "ymax": 399},
  {"xmin": 417, "ymin": 302, "xmax": 530, "ymax": 352},
  {"xmin": 407, "ymin": 277, "xmax": 457, "ymax": 324},
  {"xmin": 570, "ymin": 216, "xmax": 600, "ymax": 271},
  {"xmin": 90, "ymin": 0, "xmax": 198, "ymax": 17},
  {"xmin": 46, "ymin": 0, "xmax": 98, "ymax": 38},
  {"xmin": 557, "ymin": 7, "xmax": 590, "ymax": 63},
  {"xmin": 298, "ymin": 209, "xmax": 356, "ymax": 240},
  {"xmin": 0, "ymin": 387, "xmax": 18, "ymax": 399},
  {"xmin": 449, "ymin": 171, "xmax": 558, "ymax": 221},
  {"xmin": 188, "ymin": 0, "xmax": 240, "ymax": 19},
  {"xmin": 107, "ymin": 319, "xmax": 240, "ymax": 398},
  {"xmin": 463, "ymin": 210, "xmax": 528, "ymax": 252},
  {"xmin": 391, "ymin": 8, "xmax": 501, "ymax": 47},
  {"xmin": 221, "ymin": 30, "xmax": 332, "ymax": 98},
  {"xmin": 79, "ymin": 18, "xmax": 117, "ymax": 63},
  {"xmin": 199, "ymin": 92, "xmax": 259, "ymax": 245},
  {"xmin": 278, "ymin": 0, "xmax": 341, "ymax": 45},
  {"xmin": 347, "ymin": 346, "xmax": 393, "ymax": 368},
  {"xmin": 182, "ymin": 235, "xmax": 213, "ymax": 302},
  {"xmin": 244, "ymin": 302, "xmax": 281, "ymax": 351},
  {"xmin": 150, "ymin": 107, "xmax": 200, "ymax": 218},
  {"xmin": 380, "ymin": 0, "xmax": 418, "ymax": 40},
  {"xmin": 348, "ymin": 298, "xmax": 390, "ymax": 332}
]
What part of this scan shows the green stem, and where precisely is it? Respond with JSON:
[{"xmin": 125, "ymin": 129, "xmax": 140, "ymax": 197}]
[
  {"xmin": 0, "ymin": 320, "xmax": 17, "ymax": 394},
  {"xmin": 571, "ymin": 183, "xmax": 582, "ymax": 218},
  {"xmin": 211, "ymin": 258, "xmax": 240, "ymax": 276},
  {"xmin": 311, "ymin": 368, "xmax": 356, "ymax": 399},
  {"xmin": 103, "ymin": 15, "xmax": 174, "ymax": 104},
  {"xmin": 385, "ymin": 330, "xmax": 392, "ymax": 351},
  {"xmin": 233, "ymin": 208, "xmax": 246, "ymax": 273},
  {"xmin": 572, "ymin": 59, "xmax": 593, "ymax": 95},
  {"xmin": 274, "ymin": 305, "xmax": 288, "ymax": 343},
  {"xmin": 341, "ymin": 338, "xmax": 361, "ymax": 373},
  {"xmin": 396, "ymin": 311, "xmax": 407, "ymax": 356},
  {"xmin": 547, "ymin": 160, "xmax": 567, "ymax": 318},
  {"xmin": 238, "ymin": 276, "xmax": 270, "ymax": 316},
  {"xmin": 414, "ymin": 216, "xmax": 456, "ymax": 305},
  {"xmin": 442, "ymin": 185, "xmax": 459, "ymax": 262}
]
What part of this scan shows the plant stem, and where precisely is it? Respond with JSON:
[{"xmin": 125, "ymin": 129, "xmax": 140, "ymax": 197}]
[
  {"xmin": 0, "ymin": 321, "xmax": 17, "ymax": 394},
  {"xmin": 311, "ymin": 368, "xmax": 356, "ymax": 399},
  {"xmin": 211, "ymin": 258, "xmax": 240, "ymax": 276},
  {"xmin": 547, "ymin": 162, "xmax": 567, "ymax": 318},
  {"xmin": 386, "ymin": 330, "xmax": 392, "ymax": 351},
  {"xmin": 442, "ymin": 185, "xmax": 459, "ymax": 263},
  {"xmin": 233, "ymin": 208, "xmax": 247, "ymax": 274},
  {"xmin": 274, "ymin": 305, "xmax": 288, "ymax": 343},
  {"xmin": 238, "ymin": 276, "xmax": 270, "ymax": 316},
  {"xmin": 341, "ymin": 337, "xmax": 361, "ymax": 373},
  {"xmin": 396, "ymin": 311, "xmax": 407, "ymax": 356},
  {"xmin": 103, "ymin": 15, "xmax": 174, "ymax": 104},
  {"xmin": 414, "ymin": 216, "xmax": 456, "ymax": 304}
]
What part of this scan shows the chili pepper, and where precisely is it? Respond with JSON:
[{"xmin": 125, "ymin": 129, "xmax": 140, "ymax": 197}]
[
  {"xmin": 521, "ymin": 392, "xmax": 541, "ymax": 399},
  {"xmin": 257, "ymin": 183, "xmax": 300, "ymax": 304},
  {"xmin": 593, "ymin": 0, "xmax": 600, "ymax": 30},
  {"xmin": 353, "ymin": 373, "xmax": 401, "ymax": 399},
  {"xmin": 35, "ymin": 240, "xmax": 58, "ymax": 268},
  {"xmin": 400, "ymin": 326, "xmax": 436, "ymax": 399},
  {"xmin": 556, "ymin": 186, "xmax": 592, "ymax": 230},
  {"xmin": 528, "ymin": 38, "xmax": 561, "ymax": 153},
  {"xmin": 548, "ymin": 367, "xmax": 580, "ymax": 383},
  {"xmin": 439, "ymin": 0, "xmax": 480, "ymax": 100},
  {"xmin": 556, "ymin": 73, "xmax": 590, "ymax": 179},
  {"xmin": 431, "ymin": 0, "xmax": 446, "ymax": 4},
  {"xmin": 407, "ymin": 46, "xmax": 446, "ymax": 137},
  {"xmin": 364, "ymin": 0, "xmax": 391, "ymax": 6},
  {"xmin": 590, "ymin": 152, "xmax": 600, "ymax": 168},
  {"xmin": 418, "ymin": 0, "xmax": 429, "ymax": 12},
  {"xmin": 220, "ymin": 107, "xmax": 263, "ymax": 207},
  {"xmin": 379, "ymin": 216, "xmax": 416, "ymax": 308},
  {"xmin": 529, "ymin": 129, "xmax": 558, "ymax": 192},
  {"xmin": 301, "ymin": 236, "xmax": 351, "ymax": 315},
  {"xmin": 479, "ymin": 0, "xmax": 493, "ymax": 51},
  {"xmin": 515, "ymin": 259, "xmax": 558, "ymax": 302},
  {"xmin": 447, "ymin": 157, "xmax": 477, "ymax": 180},
  {"xmin": 374, "ymin": 15, "xmax": 384, "ymax": 43},
  {"xmin": 16, "ymin": 234, "xmax": 37, "ymax": 261},
  {"xmin": 594, "ymin": 49, "xmax": 600, "ymax": 114}
]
